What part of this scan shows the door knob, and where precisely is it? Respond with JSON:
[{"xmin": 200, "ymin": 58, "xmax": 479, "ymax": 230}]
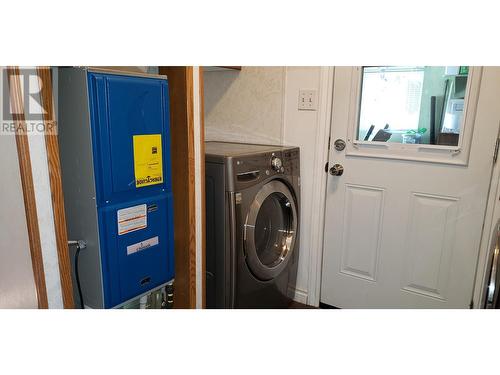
[
  {"xmin": 329, "ymin": 164, "xmax": 344, "ymax": 176},
  {"xmin": 334, "ymin": 139, "xmax": 346, "ymax": 151}
]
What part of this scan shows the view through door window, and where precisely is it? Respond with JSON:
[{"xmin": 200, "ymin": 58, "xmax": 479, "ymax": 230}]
[{"xmin": 357, "ymin": 66, "xmax": 469, "ymax": 146}]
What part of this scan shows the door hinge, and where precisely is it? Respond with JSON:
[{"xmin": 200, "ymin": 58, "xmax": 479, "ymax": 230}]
[
  {"xmin": 324, "ymin": 162, "xmax": 329, "ymax": 173},
  {"xmin": 328, "ymin": 136, "xmax": 331, "ymax": 150},
  {"xmin": 494, "ymin": 137, "xmax": 500, "ymax": 164}
]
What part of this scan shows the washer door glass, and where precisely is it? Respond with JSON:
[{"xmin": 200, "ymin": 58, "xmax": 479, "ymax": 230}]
[
  {"xmin": 244, "ymin": 180, "xmax": 297, "ymax": 281},
  {"xmin": 255, "ymin": 192, "xmax": 293, "ymax": 267}
]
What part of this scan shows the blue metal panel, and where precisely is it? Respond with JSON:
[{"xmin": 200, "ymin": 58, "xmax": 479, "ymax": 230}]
[{"xmin": 87, "ymin": 71, "xmax": 174, "ymax": 308}]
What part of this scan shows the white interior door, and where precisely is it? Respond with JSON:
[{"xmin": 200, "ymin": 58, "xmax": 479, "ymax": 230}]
[{"xmin": 321, "ymin": 66, "xmax": 500, "ymax": 308}]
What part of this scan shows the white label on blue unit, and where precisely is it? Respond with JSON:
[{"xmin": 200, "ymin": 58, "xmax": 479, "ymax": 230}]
[
  {"xmin": 127, "ymin": 236, "xmax": 159, "ymax": 255},
  {"xmin": 117, "ymin": 204, "xmax": 147, "ymax": 235}
]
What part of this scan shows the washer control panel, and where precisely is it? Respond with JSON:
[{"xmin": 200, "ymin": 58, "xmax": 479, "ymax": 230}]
[{"xmin": 230, "ymin": 147, "xmax": 300, "ymax": 191}]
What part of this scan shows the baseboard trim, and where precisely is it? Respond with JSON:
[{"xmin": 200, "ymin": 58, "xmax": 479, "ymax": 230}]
[{"xmin": 288, "ymin": 285, "xmax": 308, "ymax": 305}]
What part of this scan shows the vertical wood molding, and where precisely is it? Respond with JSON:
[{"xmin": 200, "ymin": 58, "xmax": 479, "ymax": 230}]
[
  {"xmin": 199, "ymin": 67, "xmax": 206, "ymax": 308},
  {"xmin": 7, "ymin": 67, "xmax": 49, "ymax": 309},
  {"xmin": 185, "ymin": 67, "xmax": 197, "ymax": 308},
  {"xmin": 159, "ymin": 66, "xmax": 197, "ymax": 308},
  {"xmin": 36, "ymin": 67, "xmax": 75, "ymax": 309}
]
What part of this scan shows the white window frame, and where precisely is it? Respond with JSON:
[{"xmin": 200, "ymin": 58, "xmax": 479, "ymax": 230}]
[{"xmin": 344, "ymin": 66, "xmax": 483, "ymax": 166}]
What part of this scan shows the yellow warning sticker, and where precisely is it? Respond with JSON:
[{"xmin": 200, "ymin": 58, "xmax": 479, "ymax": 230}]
[{"xmin": 133, "ymin": 134, "xmax": 163, "ymax": 188}]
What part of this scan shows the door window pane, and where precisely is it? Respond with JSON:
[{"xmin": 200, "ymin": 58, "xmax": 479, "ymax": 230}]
[{"xmin": 357, "ymin": 66, "xmax": 469, "ymax": 146}]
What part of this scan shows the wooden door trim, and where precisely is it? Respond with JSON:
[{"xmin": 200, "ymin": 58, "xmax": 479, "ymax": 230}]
[
  {"xmin": 199, "ymin": 67, "xmax": 206, "ymax": 308},
  {"xmin": 185, "ymin": 66, "xmax": 197, "ymax": 308},
  {"xmin": 7, "ymin": 67, "xmax": 48, "ymax": 309},
  {"xmin": 36, "ymin": 67, "xmax": 75, "ymax": 309},
  {"xmin": 159, "ymin": 66, "xmax": 198, "ymax": 308}
]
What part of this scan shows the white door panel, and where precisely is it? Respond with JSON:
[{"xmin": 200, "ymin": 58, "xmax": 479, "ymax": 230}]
[
  {"xmin": 340, "ymin": 184, "xmax": 384, "ymax": 281},
  {"xmin": 321, "ymin": 67, "xmax": 500, "ymax": 308},
  {"xmin": 401, "ymin": 193, "xmax": 458, "ymax": 300}
]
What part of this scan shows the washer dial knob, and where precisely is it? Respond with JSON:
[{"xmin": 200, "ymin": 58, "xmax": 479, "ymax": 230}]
[{"xmin": 271, "ymin": 156, "xmax": 284, "ymax": 173}]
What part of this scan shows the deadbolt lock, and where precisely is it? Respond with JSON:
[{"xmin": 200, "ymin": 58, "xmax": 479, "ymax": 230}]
[
  {"xmin": 334, "ymin": 139, "xmax": 346, "ymax": 151},
  {"xmin": 329, "ymin": 163, "xmax": 344, "ymax": 176}
]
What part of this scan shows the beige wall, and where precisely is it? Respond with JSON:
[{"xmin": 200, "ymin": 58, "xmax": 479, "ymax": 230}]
[
  {"xmin": 204, "ymin": 67, "xmax": 285, "ymax": 144},
  {"xmin": 0, "ymin": 134, "xmax": 38, "ymax": 308}
]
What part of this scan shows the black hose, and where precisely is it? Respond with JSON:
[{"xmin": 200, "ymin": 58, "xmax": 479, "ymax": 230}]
[
  {"xmin": 364, "ymin": 124, "xmax": 375, "ymax": 141},
  {"xmin": 74, "ymin": 244, "xmax": 84, "ymax": 309},
  {"xmin": 430, "ymin": 96, "xmax": 436, "ymax": 144}
]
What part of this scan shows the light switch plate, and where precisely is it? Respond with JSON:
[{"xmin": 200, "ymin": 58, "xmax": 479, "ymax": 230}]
[{"xmin": 298, "ymin": 89, "xmax": 318, "ymax": 111}]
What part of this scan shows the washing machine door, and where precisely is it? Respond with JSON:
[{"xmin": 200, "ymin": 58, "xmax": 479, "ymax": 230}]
[{"xmin": 244, "ymin": 180, "xmax": 298, "ymax": 281}]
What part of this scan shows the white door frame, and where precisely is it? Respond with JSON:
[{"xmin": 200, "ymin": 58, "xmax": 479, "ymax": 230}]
[
  {"xmin": 306, "ymin": 66, "xmax": 334, "ymax": 306},
  {"xmin": 307, "ymin": 66, "xmax": 499, "ymax": 308},
  {"xmin": 472, "ymin": 121, "xmax": 500, "ymax": 308}
]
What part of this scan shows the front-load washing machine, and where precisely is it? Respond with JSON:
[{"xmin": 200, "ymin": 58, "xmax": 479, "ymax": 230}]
[{"xmin": 205, "ymin": 142, "xmax": 300, "ymax": 308}]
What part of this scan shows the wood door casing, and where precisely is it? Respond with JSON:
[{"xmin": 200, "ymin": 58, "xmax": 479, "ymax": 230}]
[
  {"xmin": 37, "ymin": 67, "xmax": 75, "ymax": 309},
  {"xmin": 199, "ymin": 67, "xmax": 206, "ymax": 308},
  {"xmin": 7, "ymin": 67, "xmax": 49, "ymax": 309},
  {"xmin": 159, "ymin": 67, "xmax": 199, "ymax": 308}
]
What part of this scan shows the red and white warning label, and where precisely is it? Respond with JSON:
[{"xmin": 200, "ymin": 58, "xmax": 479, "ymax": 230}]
[{"xmin": 117, "ymin": 204, "xmax": 147, "ymax": 235}]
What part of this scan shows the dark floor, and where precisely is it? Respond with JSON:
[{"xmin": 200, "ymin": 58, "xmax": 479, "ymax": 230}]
[
  {"xmin": 288, "ymin": 301, "xmax": 317, "ymax": 309},
  {"xmin": 288, "ymin": 301, "xmax": 338, "ymax": 309}
]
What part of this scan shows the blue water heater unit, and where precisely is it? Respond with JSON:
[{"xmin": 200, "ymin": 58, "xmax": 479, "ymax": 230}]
[{"xmin": 58, "ymin": 68, "xmax": 174, "ymax": 308}]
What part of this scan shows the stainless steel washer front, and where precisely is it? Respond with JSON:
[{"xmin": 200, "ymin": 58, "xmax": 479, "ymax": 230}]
[
  {"xmin": 243, "ymin": 180, "xmax": 297, "ymax": 281},
  {"xmin": 205, "ymin": 141, "xmax": 300, "ymax": 308}
]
